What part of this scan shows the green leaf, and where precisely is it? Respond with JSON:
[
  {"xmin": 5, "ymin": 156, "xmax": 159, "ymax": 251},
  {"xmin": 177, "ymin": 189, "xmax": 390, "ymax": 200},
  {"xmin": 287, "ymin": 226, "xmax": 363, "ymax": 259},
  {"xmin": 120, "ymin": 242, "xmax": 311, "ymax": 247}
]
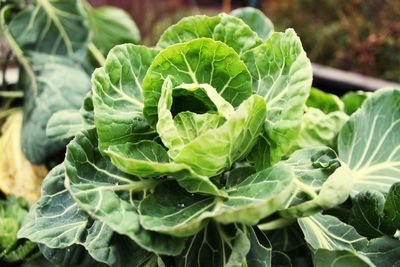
[
  {"xmin": 0, "ymin": 195, "xmax": 38, "ymax": 262},
  {"xmin": 306, "ymin": 88, "xmax": 344, "ymax": 114},
  {"xmin": 157, "ymin": 14, "xmax": 262, "ymax": 55},
  {"xmin": 175, "ymin": 224, "xmax": 267, "ymax": 267},
  {"xmin": 292, "ymin": 108, "xmax": 348, "ymax": 151},
  {"xmin": 2, "ymin": 0, "xmax": 90, "ymax": 97},
  {"xmin": 2, "ymin": 241, "xmax": 38, "ymax": 263},
  {"xmin": 21, "ymin": 54, "xmax": 90, "ymax": 163},
  {"xmin": 8, "ymin": 0, "xmax": 90, "ymax": 58},
  {"xmin": 139, "ymin": 181, "xmax": 214, "ymax": 237},
  {"xmin": 242, "ymin": 29, "xmax": 312, "ymax": 167},
  {"xmin": 86, "ymin": 5, "xmax": 140, "ymax": 55},
  {"xmin": 341, "ymin": 91, "xmax": 369, "ymax": 115},
  {"xmin": 245, "ymin": 227, "xmax": 272, "ymax": 267},
  {"xmin": 156, "ymin": 80, "xmax": 232, "ymax": 158},
  {"xmin": 348, "ymin": 183, "xmax": 400, "ymax": 238},
  {"xmin": 18, "ymin": 165, "xmax": 152, "ymax": 267},
  {"xmin": 382, "ymin": 183, "xmax": 400, "ymax": 233},
  {"xmin": 156, "ymin": 77, "xmax": 186, "ymax": 157},
  {"xmin": 276, "ymin": 147, "xmax": 351, "ymax": 218},
  {"xmin": 92, "ymin": 44, "xmax": 159, "ymax": 152},
  {"xmin": 65, "ymin": 129, "xmax": 186, "ymax": 256},
  {"xmin": 268, "ymin": 225, "xmax": 305, "ymax": 252},
  {"xmin": 143, "ymin": 37, "xmax": 253, "ymax": 127},
  {"xmin": 360, "ymin": 236, "xmax": 400, "ymax": 266},
  {"xmin": 174, "ymin": 95, "xmax": 266, "ymax": 178},
  {"xmin": 298, "ymin": 213, "xmax": 368, "ymax": 251},
  {"xmin": 230, "ymin": 7, "xmax": 274, "ymax": 41},
  {"xmin": 139, "ymin": 165, "xmax": 294, "ymax": 236},
  {"xmin": 46, "ymin": 109, "xmax": 84, "ymax": 141},
  {"xmin": 174, "ymin": 111, "xmax": 225, "ymax": 144},
  {"xmin": 46, "ymin": 91, "xmax": 95, "ymax": 142},
  {"xmin": 225, "ymin": 166, "xmax": 256, "ymax": 188},
  {"xmin": 213, "ymin": 165, "xmax": 294, "ymax": 225},
  {"xmin": 38, "ymin": 244, "xmax": 99, "ymax": 267},
  {"xmin": 338, "ymin": 88, "xmax": 400, "ymax": 195},
  {"xmin": 271, "ymin": 251, "xmax": 292, "ymax": 267},
  {"xmin": 349, "ymin": 191, "xmax": 386, "ymax": 238},
  {"xmin": 313, "ymin": 249, "xmax": 374, "ymax": 267},
  {"xmin": 106, "ymin": 140, "xmax": 224, "ymax": 197},
  {"xmin": 106, "ymin": 140, "xmax": 187, "ymax": 177}
]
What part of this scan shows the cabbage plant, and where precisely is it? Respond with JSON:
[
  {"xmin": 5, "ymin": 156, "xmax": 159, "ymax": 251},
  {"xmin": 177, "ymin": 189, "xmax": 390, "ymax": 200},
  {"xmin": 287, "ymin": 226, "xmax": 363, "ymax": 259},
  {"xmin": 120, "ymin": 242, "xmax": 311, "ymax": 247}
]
[{"xmin": 18, "ymin": 7, "xmax": 400, "ymax": 267}]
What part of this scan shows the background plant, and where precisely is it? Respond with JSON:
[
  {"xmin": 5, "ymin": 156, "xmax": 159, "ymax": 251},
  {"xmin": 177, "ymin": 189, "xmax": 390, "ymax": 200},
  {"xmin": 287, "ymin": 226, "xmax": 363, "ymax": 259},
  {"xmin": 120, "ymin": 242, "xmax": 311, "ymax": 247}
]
[{"xmin": 262, "ymin": 0, "xmax": 400, "ymax": 83}]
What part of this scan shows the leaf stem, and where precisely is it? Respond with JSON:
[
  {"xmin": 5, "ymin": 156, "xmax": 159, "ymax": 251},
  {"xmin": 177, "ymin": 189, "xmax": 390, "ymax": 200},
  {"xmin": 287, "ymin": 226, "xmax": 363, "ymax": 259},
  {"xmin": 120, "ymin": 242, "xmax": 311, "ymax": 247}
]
[
  {"xmin": 0, "ymin": 90, "xmax": 24, "ymax": 98},
  {"xmin": 1, "ymin": 6, "xmax": 37, "ymax": 93},
  {"xmin": 293, "ymin": 178, "xmax": 318, "ymax": 199},
  {"xmin": 0, "ymin": 107, "xmax": 22, "ymax": 120},
  {"xmin": 257, "ymin": 218, "xmax": 295, "ymax": 231},
  {"xmin": 88, "ymin": 42, "xmax": 106, "ymax": 66}
]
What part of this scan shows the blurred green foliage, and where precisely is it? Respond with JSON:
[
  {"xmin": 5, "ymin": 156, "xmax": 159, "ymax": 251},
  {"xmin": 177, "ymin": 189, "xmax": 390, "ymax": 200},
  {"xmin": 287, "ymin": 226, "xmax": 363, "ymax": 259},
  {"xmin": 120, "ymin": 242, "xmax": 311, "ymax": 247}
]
[{"xmin": 262, "ymin": 0, "xmax": 400, "ymax": 82}]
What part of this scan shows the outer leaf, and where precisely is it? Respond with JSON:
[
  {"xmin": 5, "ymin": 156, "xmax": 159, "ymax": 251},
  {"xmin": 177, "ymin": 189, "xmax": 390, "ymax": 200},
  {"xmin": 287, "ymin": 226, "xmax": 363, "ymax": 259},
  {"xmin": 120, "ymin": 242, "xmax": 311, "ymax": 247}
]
[
  {"xmin": 298, "ymin": 213, "xmax": 368, "ymax": 251},
  {"xmin": 46, "ymin": 91, "xmax": 95, "ymax": 142},
  {"xmin": 175, "ymin": 224, "xmax": 266, "ymax": 267},
  {"xmin": 65, "ymin": 129, "xmax": 186, "ymax": 255},
  {"xmin": 157, "ymin": 14, "xmax": 262, "ymax": 54},
  {"xmin": 348, "ymin": 191, "xmax": 386, "ymax": 238},
  {"xmin": 143, "ymin": 38, "xmax": 253, "ymax": 127},
  {"xmin": 382, "ymin": 183, "xmax": 400, "ymax": 233},
  {"xmin": 8, "ymin": 0, "xmax": 89, "ymax": 58},
  {"xmin": 212, "ymin": 165, "xmax": 294, "ymax": 225},
  {"xmin": 245, "ymin": 227, "xmax": 272, "ymax": 267},
  {"xmin": 306, "ymin": 88, "xmax": 344, "ymax": 114},
  {"xmin": 86, "ymin": 5, "xmax": 140, "ymax": 54},
  {"xmin": 225, "ymin": 166, "xmax": 256, "ymax": 188},
  {"xmin": 18, "ymin": 165, "xmax": 152, "ymax": 267},
  {"xmin": 230, "ymin": 7, "xmax": 274, "ymax": 41},
  {"xmin": 92, "ymin": 44, "xmax": 158, "ymax": 152},
  {"xmin": 242, "ymin": 29, "xmax": 312, "ymax": 167},
  {"xmin": 2, "ymin": 0, "xmax": 90, "ymax": 98},
  {"xmin": 21, "ymin": 55, "xmax": 90, "ymax": 163},
  {"xmin": 38, "ymin": 244, "xmax": 98, "ymax": 267},
  {"xmin": 46, "ymin": 109, "xmax": 84, "ymax": 141},
  {"xmin": 338, "ymin": 88, "xmax": 400, "ymax": 195},
  {"xmin": 293, "ymin": 108, "xmax": 348, "ymax": 150},
  {"xmin": 348, "ymin": 183, "xmax": 400, "ymax": 238},
  {"xmin": 139, "ymin": 181, "xmax": 214, "ymax": 237},
  {"xmin": 268, "ymin": 225, "xmax": 304, "ymax": 252},
  {"xmin": 139, "ymin": 164, "xmax": 294, "ymax": 236},
  {"xmin": 174, "ymin": 95, "xmax": 266, "ymax": 177},
  {"xmin": 341, "ymin": 91, "xmax": 369, "ymax": 115},
  {"xmin": 278, "ymin": 147, "xmax": 342, "ymax": 208},
  {"xmin": 313, "ymin": 249, "xmax": 374, "ymax": 267},
  {"xmin": 271, "ymin": 251, "xmax": 292, "ymax": 267},
  {"xmin": 360, "ymin": 236, "xmax": 400, "ymax": 266}
]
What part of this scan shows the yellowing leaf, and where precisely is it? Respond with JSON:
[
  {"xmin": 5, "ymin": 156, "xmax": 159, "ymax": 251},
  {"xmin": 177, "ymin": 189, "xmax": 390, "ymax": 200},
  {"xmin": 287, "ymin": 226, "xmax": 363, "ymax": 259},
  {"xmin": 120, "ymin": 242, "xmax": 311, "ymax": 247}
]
[{"xmin": 0, "ymin": 111, "xmax": 47, "ymax": 204}]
